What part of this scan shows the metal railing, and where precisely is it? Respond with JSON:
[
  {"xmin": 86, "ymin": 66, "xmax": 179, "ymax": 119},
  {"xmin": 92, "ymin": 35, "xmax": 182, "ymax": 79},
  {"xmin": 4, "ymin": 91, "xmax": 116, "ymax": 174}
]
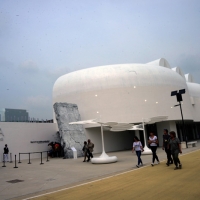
[
  {"xmin": 18, "ymin": 151, "xmax": 49, "ymax": 164},
  {"xmin": 2, "ymin": 151, "xmax": 50, "ymax": 168}
]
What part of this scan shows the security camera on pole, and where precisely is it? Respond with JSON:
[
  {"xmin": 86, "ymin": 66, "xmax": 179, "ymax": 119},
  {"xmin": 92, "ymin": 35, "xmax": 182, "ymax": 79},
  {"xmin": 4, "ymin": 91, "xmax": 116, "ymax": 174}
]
[{"xmin": 171, "ymin": 89, "xmax": 188, "ymax": 148}]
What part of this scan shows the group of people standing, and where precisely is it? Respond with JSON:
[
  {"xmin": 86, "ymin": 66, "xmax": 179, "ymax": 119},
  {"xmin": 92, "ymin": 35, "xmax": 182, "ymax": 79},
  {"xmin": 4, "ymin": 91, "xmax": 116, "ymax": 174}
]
[
  {"xmin": 132, "ymin": 129, "xmax": 182, "ymax": 170},
  {"xmin": 48, "ymin": 142, "xmax": 62, "ymax": 158},
  {"xmin": 82, "ymin": 139, "xmax": 94, "ymax": 162}
]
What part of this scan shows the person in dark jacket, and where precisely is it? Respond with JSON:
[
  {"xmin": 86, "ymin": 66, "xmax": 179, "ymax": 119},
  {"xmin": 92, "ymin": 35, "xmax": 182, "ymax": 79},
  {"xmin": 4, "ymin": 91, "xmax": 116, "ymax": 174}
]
[
  {"xmin": 82, "ymin": 141, "xmax": 88, "ymax": 162},
  {"xmin": 87, "ymin": 139, "xmax": 94, "ymax": 162},
  {"xmin": 162, "ymin": 129, "xmax": 173, "ymax": 166},
  {"xmin": 168, "ymin": 131, "xmax": 182, "ymax": 170},
  {"xmin": 4, "ymin": 144, "xmax": 9, "ymax": 162}
]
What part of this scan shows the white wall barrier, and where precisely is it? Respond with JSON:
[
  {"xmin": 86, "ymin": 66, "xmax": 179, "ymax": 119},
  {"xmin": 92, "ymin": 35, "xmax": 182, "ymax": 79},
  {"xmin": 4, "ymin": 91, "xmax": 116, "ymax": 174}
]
[{"xmin": 0, "ymin": 122, "xmax": 58, "ymax": 161}]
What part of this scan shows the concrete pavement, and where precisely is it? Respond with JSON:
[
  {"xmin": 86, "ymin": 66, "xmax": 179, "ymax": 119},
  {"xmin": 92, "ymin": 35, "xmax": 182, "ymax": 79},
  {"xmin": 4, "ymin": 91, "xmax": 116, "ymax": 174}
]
[
  {"xmin": 31, "ymin": 149, "xmax": 200, "ymax": 200},
  {"xmin": 0, "ymin": 142, "xmax": 199, "ymax": 200}
]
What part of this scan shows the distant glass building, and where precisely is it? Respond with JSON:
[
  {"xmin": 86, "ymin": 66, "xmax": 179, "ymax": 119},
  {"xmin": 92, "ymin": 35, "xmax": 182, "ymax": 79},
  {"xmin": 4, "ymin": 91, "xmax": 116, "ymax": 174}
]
[{"xmin": 0, "ymin": 108, "xmax": 29, "ymax": 122}]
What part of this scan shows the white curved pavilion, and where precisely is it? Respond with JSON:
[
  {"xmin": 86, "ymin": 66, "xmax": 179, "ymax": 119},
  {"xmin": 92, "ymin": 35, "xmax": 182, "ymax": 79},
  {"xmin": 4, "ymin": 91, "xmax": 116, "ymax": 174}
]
[{"xmin": 53, "ymin": 58, "xmax": 200, "ymax": 154}]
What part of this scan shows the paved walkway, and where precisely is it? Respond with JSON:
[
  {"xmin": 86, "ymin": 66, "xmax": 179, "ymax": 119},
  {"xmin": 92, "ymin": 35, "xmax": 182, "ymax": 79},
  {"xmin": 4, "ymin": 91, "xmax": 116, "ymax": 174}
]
[
  {"xmin": 28, "ymin": 150, "xmax": 200, "ymax": 200},
  {"xmin": 0, "ymin": 143, "xmax": 199, "ymax": 200}
]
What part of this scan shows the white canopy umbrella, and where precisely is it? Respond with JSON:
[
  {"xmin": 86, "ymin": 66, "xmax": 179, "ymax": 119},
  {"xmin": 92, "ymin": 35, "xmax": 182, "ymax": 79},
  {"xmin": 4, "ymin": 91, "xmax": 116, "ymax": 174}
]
[
  {"xmin": 69, "ymin": 116, "xmax": 168, "ymax": 161},
  {"xmin": 107, "ymin": 116, "xmax": 168, "ymax": 155},
  {"xmin": 127, "ymin": 116, "xmax": 168, "ymax": 154},
  {"xmin": 69, "ymin": 120, "xmax": 131, "ymax": 163}
]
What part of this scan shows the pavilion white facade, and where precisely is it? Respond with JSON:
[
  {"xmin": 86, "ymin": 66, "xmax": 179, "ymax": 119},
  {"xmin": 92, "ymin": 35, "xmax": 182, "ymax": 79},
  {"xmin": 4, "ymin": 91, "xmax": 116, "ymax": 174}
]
[{"xmin": 53, "ymin": 58, "xmax": 200, "ymax": 153}]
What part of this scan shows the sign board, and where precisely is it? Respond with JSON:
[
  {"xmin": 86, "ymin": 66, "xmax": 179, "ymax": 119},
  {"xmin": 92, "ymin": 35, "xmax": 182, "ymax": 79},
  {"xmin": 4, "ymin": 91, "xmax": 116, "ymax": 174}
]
[
  {"xmin": 71, "ymin": 147, "xmax": 77, "ymax": 152},
  {"xmin": 30, "ymin": 140, "xmax": 50, "ymax": 144}
]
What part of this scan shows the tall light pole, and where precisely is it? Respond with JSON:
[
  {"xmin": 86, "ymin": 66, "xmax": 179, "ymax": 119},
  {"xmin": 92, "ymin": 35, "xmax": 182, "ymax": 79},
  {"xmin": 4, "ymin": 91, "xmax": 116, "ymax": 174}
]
[{"xmin": 171, "ymin": 89, "xmax": 188, "ymax": 148}]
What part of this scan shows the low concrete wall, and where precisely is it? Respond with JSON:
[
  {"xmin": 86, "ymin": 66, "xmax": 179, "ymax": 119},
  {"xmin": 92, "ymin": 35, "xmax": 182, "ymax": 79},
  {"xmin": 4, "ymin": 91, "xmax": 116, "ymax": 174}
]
[
  {"xmin": 0, "ymin": 122, "xmax": 58, "ymax": 161},
  {"xmin": 85, "ymin": 127, "xmax": 134, "ymax": 154},
  {"xmin": 0, "ymin": 122, "xmax": 137, "ymax": 161}
]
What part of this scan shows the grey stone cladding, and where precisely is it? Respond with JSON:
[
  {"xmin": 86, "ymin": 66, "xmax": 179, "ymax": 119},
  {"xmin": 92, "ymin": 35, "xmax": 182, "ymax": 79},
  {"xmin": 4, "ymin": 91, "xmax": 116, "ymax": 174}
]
[{"xmin": 53, "ymin": 103, "xmax": 86, "ymax": 158}]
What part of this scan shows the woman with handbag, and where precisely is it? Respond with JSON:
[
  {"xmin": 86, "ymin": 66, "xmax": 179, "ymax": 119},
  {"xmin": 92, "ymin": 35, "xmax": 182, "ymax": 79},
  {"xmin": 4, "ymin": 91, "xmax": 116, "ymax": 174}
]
[
  {"xmin": 148, "ymin": 132, "xmax": 160, "ymax": 166},
  {"xmin": 132, "ymin": 136, "xmax": 144, "ymax": 168},
  {"xmin": 168, "ymin": 131, "xmax": 182, "ymax": 170}
]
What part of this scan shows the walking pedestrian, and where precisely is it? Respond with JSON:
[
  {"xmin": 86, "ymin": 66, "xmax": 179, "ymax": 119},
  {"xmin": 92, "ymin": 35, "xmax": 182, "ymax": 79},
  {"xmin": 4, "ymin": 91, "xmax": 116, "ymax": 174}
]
[
  {"xmin": 162, "ymin": 129, "xmax": 173, "ymax": 166},
  {"xmin": 148, "ymin": 132, "xmax": 160, "ymax": 166},
  {"xmin": 87, "ymin": 139, "xmax": 94, "ymax": 162},
  {"xmin": 82, "ymin": 141, "xmax": 88, "ymax": 162},
  {"xmin": 168, "ymin": 131, "xmax": 182, "ymax": 170},
  {"xmin": 132, "ymin": 136, "xmax": 144, "ymax": 168},
  {"xmin": 4, "ymin": 144, "xmax": 9, "ymax": 162}
]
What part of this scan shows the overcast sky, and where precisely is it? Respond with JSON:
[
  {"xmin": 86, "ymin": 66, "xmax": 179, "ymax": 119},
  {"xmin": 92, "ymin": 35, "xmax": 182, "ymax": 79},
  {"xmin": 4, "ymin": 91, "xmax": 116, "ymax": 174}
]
[{"xmin": 0, "ymin": 0, "xmax": 200, "ymax": 119}]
